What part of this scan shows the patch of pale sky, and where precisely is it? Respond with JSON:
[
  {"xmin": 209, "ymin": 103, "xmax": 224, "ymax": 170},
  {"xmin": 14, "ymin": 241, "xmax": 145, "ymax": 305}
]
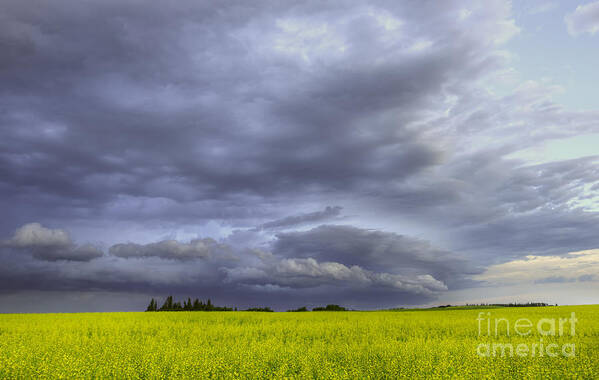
[
  {"xmin": 474, "ymin": 248, "xmax": 599, "ymax": 285},
  {"xmin": 507, "ymin": 134, "xmax": 599, "ymax": 165}
]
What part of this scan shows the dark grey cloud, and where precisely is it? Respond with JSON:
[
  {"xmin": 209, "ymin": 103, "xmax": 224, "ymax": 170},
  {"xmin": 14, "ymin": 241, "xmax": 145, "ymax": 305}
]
[
  {"xmin": 223, "ymin": 257, "xmax": 448, "ymax": 296},
  {"xmin": 534, "ymin": 276, "xmax": 576, "ymax": 284},
  {"xmin": 0, "ymin": 0, "xmax": 598, "ymax": 311},
  {"xmin": 254, "ymin": 206, "xmax": 342, "ymax": 231},
  {"xmin": 433, "ymin": 156, "xmax": 599, "ymax": 261},
  {"xmin": 273, "ymin": 225, "xmax": 482, "ymax": 288},
  {"xmin": 0, "ymin": 222, "xmax": 469, "ymax": 309},
  {"xmin": 2, "ymin": 223, "xmax": 102, "ymax": 261},
  {"xmin": 109, "ymin": 238, "xmax": 232, "ymax": 261},
  {"xmin": 0, "ymin": 0, "xmax": 515, "ymax": 231}
]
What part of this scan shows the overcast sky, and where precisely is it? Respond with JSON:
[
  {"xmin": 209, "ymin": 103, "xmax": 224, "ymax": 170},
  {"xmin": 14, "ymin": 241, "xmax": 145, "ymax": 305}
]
[{"xmin": 1, "ymin": 0, "xmax": 598, "ymax": 312}]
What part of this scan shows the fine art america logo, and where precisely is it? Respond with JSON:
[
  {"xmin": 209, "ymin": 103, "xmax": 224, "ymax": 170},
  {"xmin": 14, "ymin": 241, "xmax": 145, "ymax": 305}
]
[{"xmin": 476, "ymin": 312, "xmax": 577, "ymax": 358}]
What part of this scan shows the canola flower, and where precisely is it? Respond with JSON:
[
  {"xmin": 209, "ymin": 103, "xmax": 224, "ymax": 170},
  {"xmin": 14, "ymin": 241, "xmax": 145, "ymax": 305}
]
[{"xmin": 0, "ymin": 305, "xmax": 597, "ymax": 378}]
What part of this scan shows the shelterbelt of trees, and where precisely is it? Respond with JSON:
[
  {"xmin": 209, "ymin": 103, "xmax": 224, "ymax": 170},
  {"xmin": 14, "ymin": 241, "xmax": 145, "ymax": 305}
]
[
  {"xmin": 146, "ymin": 297, "xmax": 555, "ymax": 312},
  {"xmin": 145, "ymin": 296, "xmax": 348, "ymax": 312},
  {"xmin": 146, "ymin": 296, "xmax": 248, "ymax": 312}
]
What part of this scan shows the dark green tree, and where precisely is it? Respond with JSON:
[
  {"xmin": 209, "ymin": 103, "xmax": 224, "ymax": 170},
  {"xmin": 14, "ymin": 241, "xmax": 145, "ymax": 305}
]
[
  {"xmin": 287, "ymin": 306, "xmax": 308, "ymax": 312},
  {"xmin": 312, "ymin": 304, "xmax": 346, "ymax": 311},
  {"xmin": 147, "ymin": 296, "xmax": 238, "ymax": 312},
  {"xmin": 146, "ymin": 298, "xmax": 157, "ymax": 311},
  {"xmin": 160, "ymin": 295, "xmax": 174, "ymax": 311},
  {"xmin": 246, "ymin": 307, "xmax": 274, "ymax": 312}
]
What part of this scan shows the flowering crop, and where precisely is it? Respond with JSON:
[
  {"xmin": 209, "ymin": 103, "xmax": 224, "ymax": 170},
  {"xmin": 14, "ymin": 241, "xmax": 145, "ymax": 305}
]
[{"xmin": 0, "ymin": 305, "xmax": 597, "ymax": 378}]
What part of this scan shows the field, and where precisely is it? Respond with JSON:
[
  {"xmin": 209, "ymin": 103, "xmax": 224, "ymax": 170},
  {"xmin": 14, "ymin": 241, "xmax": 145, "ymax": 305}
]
[{"xmin": 0, "ymin": 305, "xmax": 598, "ymax": 378}]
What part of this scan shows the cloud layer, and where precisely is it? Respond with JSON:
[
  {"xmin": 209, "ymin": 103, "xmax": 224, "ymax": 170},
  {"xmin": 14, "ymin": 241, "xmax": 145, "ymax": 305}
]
[
  {"xmin": 254, "ymin": 206, "xmax": 343, "ymax": 231},
  {"xmin": 2, "ymin": 223, "xmax": 102, "ymax": 262},
  {"xmin": 0, "ymin": 0, "xmax": 598, "ymax": 310},
  {"xmin": 566, "ymin": 1, "xmax": 599, "ymax": 36},
  {"xmin": 475, "ymin": 249, "xmax": 599, "ymax": 285},
  {"xmin": 0, "ymin": 222, "xmax": 472, "ymax": 308},
  {"xmin": 109, "ymin": 239, "xmax": 231, "ymax": 261}
]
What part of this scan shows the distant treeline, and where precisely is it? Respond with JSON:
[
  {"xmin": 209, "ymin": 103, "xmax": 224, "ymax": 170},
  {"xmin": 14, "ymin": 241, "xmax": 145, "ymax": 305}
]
[
  {"xmin": 147, "ymin": 297, "xmax": 554, "ymax": 312},
  {"xmin": 146, "ymin": 296, "xmax": 275, "ymax": 312},
  {"xmin": 146, "ymin": 296, "xmax": 237, "ymax": 312},
  {"xmin": 464, "ymin": 302, "xmax": 554, "ymax": 307},
  {"xmin": 146, "ymin": 297, "xmax": 348, "ymax": 312},
  {"xmin": 287, "ymin": 304, "xmax": 347, "ymax": 312}
]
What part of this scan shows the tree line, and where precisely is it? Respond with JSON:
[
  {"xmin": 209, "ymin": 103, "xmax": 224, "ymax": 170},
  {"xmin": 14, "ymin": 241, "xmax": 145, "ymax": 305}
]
[
  {"xmin": 146, "ymin": 296, "xmax": 347, "ymax": 312},
  {"xmin": 464, "ymin": 302, "xmax": 553, "ymax": 307},
  {"xmin": 146, "ymin": 296, "xmax": 237, "ymax": 312},
  {"xmin": 146, "ymin": 297, "xmax": 553, "ymax": 312}
]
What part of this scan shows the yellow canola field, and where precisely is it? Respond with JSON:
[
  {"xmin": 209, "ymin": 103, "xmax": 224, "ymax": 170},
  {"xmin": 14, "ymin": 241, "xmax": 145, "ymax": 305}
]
[{"xmin": 0, "ymin": 305, "xmax": 597, "ymax": 378}]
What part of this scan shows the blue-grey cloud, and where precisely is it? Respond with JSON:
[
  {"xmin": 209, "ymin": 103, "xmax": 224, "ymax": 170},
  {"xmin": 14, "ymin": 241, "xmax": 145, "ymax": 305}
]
[
  {"xmin": 109, "ymin": 239, "xmax": 232, "ymax": 261},
  {"xmin": 2, "ymin": 223, "xmax": 102, "ymax": 262},
  {"xmin": 0, "ymin": 0, "xmax": 597, "ymax": 311},
  {"xmin": 566, "ymin": 1, "xmax": 599, "ymax": 36},
  {"xmin": 0, "ymin": 222, "xmax": 473, "ymax": 309},
  {"xmin": 253, "ymin": 206, "xmax": 343, "ymax": 231}
]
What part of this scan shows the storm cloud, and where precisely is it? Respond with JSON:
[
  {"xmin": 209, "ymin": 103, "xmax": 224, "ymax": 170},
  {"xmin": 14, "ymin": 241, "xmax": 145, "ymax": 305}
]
[
  {"xmin": 0, "ymin": 0, "xmax": 598, "ymax": 311},
  {"xmin": 2, "ymin": 223, "xmax": 102, "ymax": 262},
  {"xmin": 254, "ymin": 206, "xmax": 343, "ymax": 231},
  {"xmin": 273, "ymin": 225, "xmax": 482, "ymax": 287},
  {"xmin": 0, "ymin": 0, "xmax": 517, "ymax": 229},
  {"xmin": 109, "ymin": 238, "xmax": 232, "ymax": 261},
  {"xmin": 0, "ymin": 222, "xmax": 470, "ymax": 309}
]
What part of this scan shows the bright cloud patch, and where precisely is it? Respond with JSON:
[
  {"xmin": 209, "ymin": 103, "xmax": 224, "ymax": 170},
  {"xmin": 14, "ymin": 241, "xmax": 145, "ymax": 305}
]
[
  {"xmin": 565, "ymin": 2, "xmax": 599, "ymax": 36},
  {"xmin": 474, "ymin": 249, "xmax": 599, "ymax": 285},
  {"xmin": 3, "ymin": 223, "xmax": 102, "ymax": 262}
]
